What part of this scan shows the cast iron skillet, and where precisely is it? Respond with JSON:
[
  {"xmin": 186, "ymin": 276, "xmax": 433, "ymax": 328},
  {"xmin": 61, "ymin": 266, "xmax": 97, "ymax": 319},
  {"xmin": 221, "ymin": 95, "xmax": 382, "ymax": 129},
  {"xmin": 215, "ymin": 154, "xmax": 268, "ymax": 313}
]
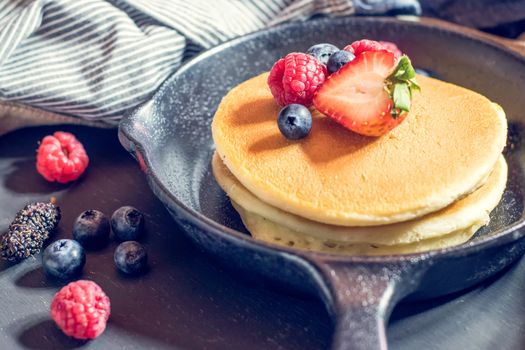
[{"xmin": 118, "ymin": 17, "xmax": 525, "ymax": 350}]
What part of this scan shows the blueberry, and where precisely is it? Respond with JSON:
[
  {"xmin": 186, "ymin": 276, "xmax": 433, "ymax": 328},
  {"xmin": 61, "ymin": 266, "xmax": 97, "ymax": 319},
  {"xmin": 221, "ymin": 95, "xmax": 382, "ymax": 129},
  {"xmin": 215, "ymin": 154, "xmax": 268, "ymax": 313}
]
[
  {"xmin": 306, "ymin": 43, "xmax": 339, "ymax": 65},
  {"xmin": 114, "ymin": 241, "xmax": 147, "ymax": 274},
  {"xmin": 415, "ymin": 68, "xmax": 439, "ymax": 78},
  {"xmin": 111, "ymin": 206, "xmax": 145, "ymax": 241},
  {"xmin": 42, "ymin": 239, "xmax": 85, "ymax": 279},
  {"xmin": 415, "ymin": 68, "xmax": 430, "ymax": 77},
  {"xmin": 278, "ymin": 104, "xmax": 312, "ymax": 140},
  {"xmin": 327, "ymin": 50, "xmax": 355, "ymax": 74},
  {"xmin": 72, "ymin": 209, "xmax": 110, "ymax": 248}
]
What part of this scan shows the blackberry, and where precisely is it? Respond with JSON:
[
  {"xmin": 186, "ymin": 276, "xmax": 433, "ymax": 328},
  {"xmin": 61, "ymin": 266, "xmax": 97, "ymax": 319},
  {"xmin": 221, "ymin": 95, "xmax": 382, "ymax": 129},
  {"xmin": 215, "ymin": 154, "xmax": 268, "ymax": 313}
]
[
  {"xmin": 0, "ymin": 224, "xmax": 46, "ymax": 262},
  {"xmin": 11, "ymin": 202, "xmax": 61, "ymax": 234},
  {"xmin": 1, "ymin": 201, "xmax": 60, "ymax": 262}
]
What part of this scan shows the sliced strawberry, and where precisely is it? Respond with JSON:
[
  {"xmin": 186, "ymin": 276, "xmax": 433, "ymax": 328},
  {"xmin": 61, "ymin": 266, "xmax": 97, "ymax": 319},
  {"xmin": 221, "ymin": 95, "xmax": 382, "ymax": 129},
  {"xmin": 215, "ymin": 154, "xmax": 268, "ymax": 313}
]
[
  {"xmin": 379, "ymin": 41, "xmax": 402, "ymax": 58},
  {"xmin": 343, "ymin": 39, "xmax": 385, "ymax": 56},
  {"xmin": 313, "ymin": 50, "xmax": 419, "ymax": 137},
  {"xmin": 344, "ymin": 39, "xmax": 402, "ymax": 59}
]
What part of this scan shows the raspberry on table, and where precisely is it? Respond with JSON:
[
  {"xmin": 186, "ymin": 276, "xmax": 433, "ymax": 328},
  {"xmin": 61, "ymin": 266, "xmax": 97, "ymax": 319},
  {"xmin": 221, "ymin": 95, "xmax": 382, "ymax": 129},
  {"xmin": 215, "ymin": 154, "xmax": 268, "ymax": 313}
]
[
  {"xmin": 50, "ymin": 280, "xmax": 110, "ymax": 340},
  {"xmin": 267, "ymin": 52, "xmax": 327, "ymax": 107},
  {"xmin": 36, "ymin": 131, "xmax": 89, "ymax": 184}
]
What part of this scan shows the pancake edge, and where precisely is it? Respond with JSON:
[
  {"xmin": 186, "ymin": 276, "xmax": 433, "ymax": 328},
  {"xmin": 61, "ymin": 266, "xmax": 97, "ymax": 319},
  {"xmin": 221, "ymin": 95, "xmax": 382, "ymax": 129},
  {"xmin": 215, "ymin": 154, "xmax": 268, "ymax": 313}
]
[{"xmin": 213, "ymin": 153, "xmax": 507, "ymax": 246}]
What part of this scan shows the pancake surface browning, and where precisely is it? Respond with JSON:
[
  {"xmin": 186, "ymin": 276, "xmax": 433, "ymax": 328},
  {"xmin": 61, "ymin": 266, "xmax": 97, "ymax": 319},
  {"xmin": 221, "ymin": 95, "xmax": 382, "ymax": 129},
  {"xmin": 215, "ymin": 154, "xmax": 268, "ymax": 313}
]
[
  {"xmin": 213, "ymin": 154, "xmax": 507, "ymax": 253},
  {"xmin": 212, "ymin": 73, "xmax": 507, "ymax": 226}
]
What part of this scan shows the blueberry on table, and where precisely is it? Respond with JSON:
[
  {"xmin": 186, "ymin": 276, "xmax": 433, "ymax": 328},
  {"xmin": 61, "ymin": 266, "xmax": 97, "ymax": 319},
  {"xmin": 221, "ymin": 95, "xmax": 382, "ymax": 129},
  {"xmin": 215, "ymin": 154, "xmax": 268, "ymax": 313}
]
[
  {"xmin": 114, "ymin": 241, "xmax": 148, "ymax": 274},
  {"xmin": 306, "ymin": 43, "xmax": 339, "ymax": 65},
  {"xmin": 72, "ymin": 209, "xmax": 110, "ymax": 248},
  {"xmin": 43, "ymin": 239, "xmax": 86, "ymax": 279},
  {"xmin": 327, "ymin": 50, "xmax": 355, "ymax": 74},
  {"xmin": 278, "ymin": 104, "xmax": 312, "ymax": 140},
  {"xmin": 111, "ymin": 206, "xmax": 145, "ymax": 241}
]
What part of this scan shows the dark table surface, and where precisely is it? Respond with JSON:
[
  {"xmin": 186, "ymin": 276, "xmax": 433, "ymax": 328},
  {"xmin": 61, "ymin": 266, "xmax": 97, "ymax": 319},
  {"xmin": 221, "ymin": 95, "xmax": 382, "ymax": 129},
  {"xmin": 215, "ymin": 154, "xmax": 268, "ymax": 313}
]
[{"xmin": 0, "ymin": 125, "xmax": 524, "ymax": 350}]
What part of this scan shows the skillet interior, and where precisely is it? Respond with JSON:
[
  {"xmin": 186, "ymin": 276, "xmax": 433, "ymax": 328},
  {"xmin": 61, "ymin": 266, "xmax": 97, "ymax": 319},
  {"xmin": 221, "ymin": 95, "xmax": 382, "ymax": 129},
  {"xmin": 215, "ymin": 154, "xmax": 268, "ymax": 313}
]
[{"xmin": 119, "ymin": 17, "xmax": 525, "ymax": 298}]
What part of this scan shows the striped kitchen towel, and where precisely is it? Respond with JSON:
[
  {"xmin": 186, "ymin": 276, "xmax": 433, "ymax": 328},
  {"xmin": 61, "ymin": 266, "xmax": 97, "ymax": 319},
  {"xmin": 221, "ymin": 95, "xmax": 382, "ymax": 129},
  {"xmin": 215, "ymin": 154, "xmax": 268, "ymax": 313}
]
[
  {"xmin": 0, "ymin": 0, "xmax": 425, "ymax": 126},
  {"xmin": 5, "ymin": 0, "xmax": 524, "ymax": 126}
]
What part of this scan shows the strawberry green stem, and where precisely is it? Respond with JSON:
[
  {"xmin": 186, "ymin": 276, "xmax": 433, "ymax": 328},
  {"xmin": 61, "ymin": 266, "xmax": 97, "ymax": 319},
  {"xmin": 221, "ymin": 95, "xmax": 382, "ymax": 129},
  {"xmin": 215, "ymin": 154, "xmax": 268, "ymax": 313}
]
[{"xmin": 385, "ymin": 55, "xmax": 420, "ymax": 118}]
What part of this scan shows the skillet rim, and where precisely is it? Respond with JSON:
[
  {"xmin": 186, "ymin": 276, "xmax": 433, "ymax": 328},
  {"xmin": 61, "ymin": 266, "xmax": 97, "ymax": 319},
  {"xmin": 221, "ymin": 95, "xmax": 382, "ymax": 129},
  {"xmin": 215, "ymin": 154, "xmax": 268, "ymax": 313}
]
[{"xmin": 119, "ymin": 16, "xmax": 525, "ymax": 264}]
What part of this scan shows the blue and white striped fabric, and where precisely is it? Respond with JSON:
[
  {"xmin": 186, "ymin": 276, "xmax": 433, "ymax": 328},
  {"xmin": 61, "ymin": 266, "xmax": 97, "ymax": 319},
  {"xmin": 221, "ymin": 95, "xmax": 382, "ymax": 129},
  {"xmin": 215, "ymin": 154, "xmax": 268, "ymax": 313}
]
[{"xmin": 0, "ymin": 0, "xmax": 424, "ymax": 125}]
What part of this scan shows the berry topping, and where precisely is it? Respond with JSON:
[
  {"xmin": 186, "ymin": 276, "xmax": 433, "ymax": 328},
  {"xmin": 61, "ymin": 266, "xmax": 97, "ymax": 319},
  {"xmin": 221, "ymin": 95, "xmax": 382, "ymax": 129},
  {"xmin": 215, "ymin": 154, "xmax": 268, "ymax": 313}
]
[
  {"xmin": 0, "ymin": 223, "xmax": 46, "ymax": 262},
  {"xmin": 114, "ymin": 241, "xmax": 148, "ymax": 274},
  {"xmin": 306, "ymin": 43, "xmax": 339, "ymax": 65},
  {"xmin": 313, "ymin": 51, "xmax": 420, "ymax": 136},
  {"xmin": 36, "ymin": 131, "xmax": 89, "ymax": 184},
  {"xmin": 344, "ymin": 39, "xmax": 386, "ymax": 56},
  {"xmin": 267, "ymin": 52, "xmax": 327, "ymax": 107},
  {"xmin": 73, "ymin": 210, "xmax": 110, "ymax": 248},
  {"xmin": 327, "ymin": 50, "xmax": 355, "ymax": 74},
  {"xmin": 42, "ymin": 239, "xmax": 86, "ymax": 279},
  {"xmin": 379, "ymin": 41, "xmax": 402, "ymax": 58},
  {"xmin": 50, "ymin": 280, "xmax": 110, "ymax": 340},
  {"xmin": 12, "ymin": 201, "xmax": 61, "ymax": 235},
  {"xmin": 277, "ymin": 104, "xmax": 313, "ymax": 140},
  {"xmin": 110, "ymin": 206, "xmax": 145, "ymax": 241}
]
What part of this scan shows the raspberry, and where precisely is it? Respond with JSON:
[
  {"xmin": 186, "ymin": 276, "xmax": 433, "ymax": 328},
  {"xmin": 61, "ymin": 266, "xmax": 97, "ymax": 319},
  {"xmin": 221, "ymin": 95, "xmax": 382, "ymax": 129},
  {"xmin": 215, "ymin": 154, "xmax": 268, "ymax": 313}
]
[
  {"xmin": 379, "ymin": 41, "xmax": 402, "ymax": 58},
  {"xmin": 36, "ymin": 132, "xmax": 89, "ymax": 184},
  {"xmin": 50, "ymin": 280, "xmax": 110, "ymax": 340},
  {"xmin": 267, "ymin": 52, "xmax": 327, "ymax": 107},
  {"xmin": 344, "ymin": 39, "xmax": 386, "ymax": 56}
]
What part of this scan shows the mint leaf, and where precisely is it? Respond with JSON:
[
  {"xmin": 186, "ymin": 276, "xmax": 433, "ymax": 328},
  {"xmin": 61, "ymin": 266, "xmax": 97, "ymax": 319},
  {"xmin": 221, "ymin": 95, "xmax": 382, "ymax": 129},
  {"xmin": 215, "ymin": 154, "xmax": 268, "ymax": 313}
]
[{"xmin": 393, "ymin": 83, "xmax": 411, "ymax": 115}]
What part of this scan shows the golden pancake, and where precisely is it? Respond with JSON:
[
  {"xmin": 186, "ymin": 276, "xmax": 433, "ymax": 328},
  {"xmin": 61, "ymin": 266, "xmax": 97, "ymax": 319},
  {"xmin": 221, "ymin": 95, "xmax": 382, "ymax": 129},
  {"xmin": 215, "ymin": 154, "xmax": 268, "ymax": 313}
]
[
  {"xmin": 213, "ymin": 153, "xmax": 507, "ymax": 249},
  {"xmin": 232, "ymin": 202, "xmax": 483, "ymax": 255},
  {"xmin": 212, "ymin": 73, "xmax": 507, "ymax": 226}
]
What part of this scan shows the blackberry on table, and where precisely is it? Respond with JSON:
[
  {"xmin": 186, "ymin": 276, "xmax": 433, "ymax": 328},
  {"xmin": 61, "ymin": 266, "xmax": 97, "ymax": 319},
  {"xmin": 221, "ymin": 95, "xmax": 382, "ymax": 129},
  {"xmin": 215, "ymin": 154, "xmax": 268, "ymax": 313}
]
[
  {"xmin": 0, "ymin": 223, "xmax": 47, "ymax": 262},
  {"xmin": 1, "ymin": 200, "xmax": 61, "ymax": 262},
  {"xmin": 11, "ymin": 201, "xmax": 61, "ymax": 234}
]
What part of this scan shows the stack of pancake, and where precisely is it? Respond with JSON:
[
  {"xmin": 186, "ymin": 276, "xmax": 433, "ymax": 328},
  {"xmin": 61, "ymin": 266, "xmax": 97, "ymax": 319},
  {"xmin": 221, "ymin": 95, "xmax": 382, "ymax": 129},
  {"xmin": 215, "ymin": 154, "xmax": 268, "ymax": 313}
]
[{"xmin": 211, "ymin": 73, "xmax": 508, "ymax": 255}]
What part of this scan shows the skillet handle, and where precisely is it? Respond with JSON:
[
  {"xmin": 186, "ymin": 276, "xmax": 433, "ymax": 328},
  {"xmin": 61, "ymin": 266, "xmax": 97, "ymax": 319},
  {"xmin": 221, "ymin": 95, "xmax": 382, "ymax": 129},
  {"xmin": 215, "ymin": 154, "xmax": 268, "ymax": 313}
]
[{"xmin": 306, "ymin": 256, "xmax": 429, "ymax": 350}]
